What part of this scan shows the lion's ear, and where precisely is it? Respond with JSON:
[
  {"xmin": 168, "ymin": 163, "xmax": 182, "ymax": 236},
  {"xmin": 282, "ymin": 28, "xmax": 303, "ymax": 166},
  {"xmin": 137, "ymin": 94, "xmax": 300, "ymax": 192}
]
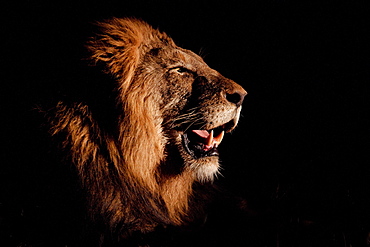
[{"xmin": 87, "ymin": 18, "xmax": 174, "ymax": 79}]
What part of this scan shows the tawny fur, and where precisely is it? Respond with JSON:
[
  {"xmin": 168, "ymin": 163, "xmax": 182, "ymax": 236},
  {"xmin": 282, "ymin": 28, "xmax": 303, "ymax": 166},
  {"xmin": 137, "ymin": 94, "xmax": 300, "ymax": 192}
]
[{"xmin": 48, "ymin": 18, "xmax": 246, "ymax": 239}]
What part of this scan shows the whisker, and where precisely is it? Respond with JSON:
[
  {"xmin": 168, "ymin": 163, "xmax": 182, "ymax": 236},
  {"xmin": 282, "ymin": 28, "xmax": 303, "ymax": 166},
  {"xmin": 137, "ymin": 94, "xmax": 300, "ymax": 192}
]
[
  {"xmin": 165, "ymin": 114, "xmax": 197, "ymax": 127},
  {"xmin": 166, "ymin": 110, "xmax": 200, "ymax": 124},
  {"xmin": 163, "ymin": 105, "xmax": 208, "ymax": 130},
  {"xmin": 183, "ymin": 118, "xmax": 203, "ymax": 132},
  {"xmin": 198, "ymin": 123, "xmax": 208, "ymax": 130}
]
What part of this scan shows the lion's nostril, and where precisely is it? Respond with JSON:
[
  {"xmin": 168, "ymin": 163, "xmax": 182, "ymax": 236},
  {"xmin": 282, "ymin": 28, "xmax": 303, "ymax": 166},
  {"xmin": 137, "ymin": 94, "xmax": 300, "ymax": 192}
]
[{"xmin": 226, "ymin": 92, "xmax": 245, "ymax": 107}]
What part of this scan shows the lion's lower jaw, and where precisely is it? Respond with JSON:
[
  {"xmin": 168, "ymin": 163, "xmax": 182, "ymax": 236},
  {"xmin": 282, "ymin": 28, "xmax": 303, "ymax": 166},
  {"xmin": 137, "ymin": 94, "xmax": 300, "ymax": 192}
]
[
  {"xmin": 172, "ymin": 133, "xmax": 220, "ymax": 183},
  {"xmin": 190, "ymin": 157, "xmax": 220, "ymax": 183}
]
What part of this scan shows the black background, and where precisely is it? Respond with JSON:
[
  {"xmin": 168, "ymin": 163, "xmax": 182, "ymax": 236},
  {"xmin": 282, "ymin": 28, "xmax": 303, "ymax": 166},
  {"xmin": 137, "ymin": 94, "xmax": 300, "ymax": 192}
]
[{"xmin": 1, "ymin": 0, "xmax": 369, "ymax": 246}]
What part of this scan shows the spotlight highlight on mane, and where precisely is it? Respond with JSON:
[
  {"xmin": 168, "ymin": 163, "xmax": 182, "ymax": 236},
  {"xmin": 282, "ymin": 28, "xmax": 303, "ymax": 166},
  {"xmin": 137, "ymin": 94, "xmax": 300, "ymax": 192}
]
[{"xmin": 47, "ymin": 17, "xmax": 247, "ymax": 244}]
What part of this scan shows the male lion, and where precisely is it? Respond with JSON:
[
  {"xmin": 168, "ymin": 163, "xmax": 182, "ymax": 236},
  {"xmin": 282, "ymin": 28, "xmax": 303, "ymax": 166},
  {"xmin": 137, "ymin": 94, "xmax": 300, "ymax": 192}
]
[{"xmin": 48, "ymin": 18, "xmax": 246, "ymax": 245}]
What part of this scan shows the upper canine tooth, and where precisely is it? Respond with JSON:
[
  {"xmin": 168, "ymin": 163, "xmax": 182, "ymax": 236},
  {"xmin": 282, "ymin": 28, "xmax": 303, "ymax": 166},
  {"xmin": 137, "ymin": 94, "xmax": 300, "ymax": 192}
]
[
  {"xmin": 214, "ymin": 131, "xmax": 225, "ymax": 146},
  {"xmin": 206, "ymin": 130, "xmax": 214, "ymax": 146}
]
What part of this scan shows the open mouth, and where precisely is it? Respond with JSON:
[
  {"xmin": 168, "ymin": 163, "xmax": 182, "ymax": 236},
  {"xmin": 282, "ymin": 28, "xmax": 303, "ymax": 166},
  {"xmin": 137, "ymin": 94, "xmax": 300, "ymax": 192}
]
[{"xmin": 181, "ymin": 120, "xmax": 235, "ymax": 159}]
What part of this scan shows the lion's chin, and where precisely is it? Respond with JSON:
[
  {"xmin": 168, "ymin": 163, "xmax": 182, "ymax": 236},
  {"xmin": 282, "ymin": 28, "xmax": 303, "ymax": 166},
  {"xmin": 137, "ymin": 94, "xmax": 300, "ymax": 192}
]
[{"xmin": 190, "ymin": 156, "xmax": 220, "ymax": 183}]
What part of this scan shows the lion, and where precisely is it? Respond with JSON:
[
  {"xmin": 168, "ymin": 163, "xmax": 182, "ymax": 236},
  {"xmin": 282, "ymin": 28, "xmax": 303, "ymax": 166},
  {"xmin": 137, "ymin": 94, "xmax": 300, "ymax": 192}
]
[{"xmin": 47, "ymin": 18, "xmax": 247, "ymax": 244}]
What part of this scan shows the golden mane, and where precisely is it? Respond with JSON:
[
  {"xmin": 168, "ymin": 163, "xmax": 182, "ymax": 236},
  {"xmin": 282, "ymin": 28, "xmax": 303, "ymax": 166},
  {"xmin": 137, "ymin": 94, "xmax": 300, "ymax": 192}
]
[{"xmin": 49, "ymin": 18, "xmax": 194, "ymax": 233}]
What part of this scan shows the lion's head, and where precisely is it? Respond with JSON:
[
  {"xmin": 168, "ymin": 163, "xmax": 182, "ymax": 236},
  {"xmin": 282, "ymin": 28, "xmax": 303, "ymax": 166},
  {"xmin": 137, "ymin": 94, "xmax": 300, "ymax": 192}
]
[{"xmin": 50, "ymin": 18, "xmax": 246, "ymax": 240}]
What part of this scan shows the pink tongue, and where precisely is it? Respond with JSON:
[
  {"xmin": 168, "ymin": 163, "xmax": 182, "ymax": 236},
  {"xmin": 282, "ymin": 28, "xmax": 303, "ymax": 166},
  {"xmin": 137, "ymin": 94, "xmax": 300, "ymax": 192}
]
[{"xmin": 192, "ymin": 130, "xmax": 209, "ymax": 138}]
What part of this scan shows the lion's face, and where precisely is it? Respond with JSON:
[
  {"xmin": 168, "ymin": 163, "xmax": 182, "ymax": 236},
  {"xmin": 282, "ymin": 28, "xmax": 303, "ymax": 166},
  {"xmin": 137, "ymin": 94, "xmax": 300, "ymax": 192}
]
[{"xmin": 141, "ymin": 46, "xmax": 247, "ymax": 182}]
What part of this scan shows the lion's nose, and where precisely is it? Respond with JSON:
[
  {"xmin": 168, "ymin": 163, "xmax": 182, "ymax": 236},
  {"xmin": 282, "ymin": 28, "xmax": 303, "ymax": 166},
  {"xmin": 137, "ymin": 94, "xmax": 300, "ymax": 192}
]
[{"xmin": 225, "ymin": 87, "xmax": 247, "ymax": 107}]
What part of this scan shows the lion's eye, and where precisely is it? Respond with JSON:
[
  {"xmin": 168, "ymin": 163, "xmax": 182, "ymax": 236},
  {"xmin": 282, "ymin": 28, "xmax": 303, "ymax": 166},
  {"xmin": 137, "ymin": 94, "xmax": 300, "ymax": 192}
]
[{"xmin": 173, "ymin": 67, "xmax": 190, "ymax": 75}]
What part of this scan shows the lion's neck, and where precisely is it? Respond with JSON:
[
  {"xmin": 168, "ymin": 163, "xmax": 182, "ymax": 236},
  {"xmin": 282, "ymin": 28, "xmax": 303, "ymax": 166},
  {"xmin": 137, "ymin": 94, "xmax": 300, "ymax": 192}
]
[{"xmin": 160, "ymin": 170, "xmax": 195, "ymax": 225}]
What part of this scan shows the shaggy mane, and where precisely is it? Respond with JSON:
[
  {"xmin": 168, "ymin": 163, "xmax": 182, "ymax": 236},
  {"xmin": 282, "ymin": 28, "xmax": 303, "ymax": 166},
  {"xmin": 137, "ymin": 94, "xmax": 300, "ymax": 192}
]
[{"xmin": 49, "ymin": 19, "xmax": 196, "ymax": 236}]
